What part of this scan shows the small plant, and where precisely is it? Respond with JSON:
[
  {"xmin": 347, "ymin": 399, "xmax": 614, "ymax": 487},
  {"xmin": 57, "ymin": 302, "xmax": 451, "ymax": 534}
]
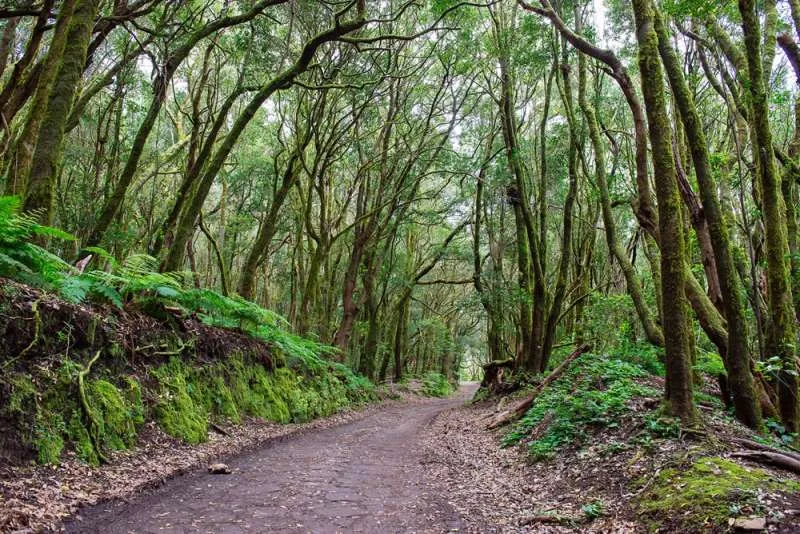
[
  {"xmin": 600, "ymin": 441, "xmax": 628, "ymax": 455},
  {"xmin": 581, "ymin": 500, "xmax": 605, "ymax": 520},
  {"xmin": 503, "ymin": 355, "xmax": 655, "ymax": 460},
  {"xmin": 642, "ymin": 412, "xmax": 680, "ymax": 439},
  {"xmin": 766, "ymin": 418, "xmax": 798, "ymax": 446},
  {"xmin": 422, "ymin": 371, "xmax": 452, "ymax": 397}
]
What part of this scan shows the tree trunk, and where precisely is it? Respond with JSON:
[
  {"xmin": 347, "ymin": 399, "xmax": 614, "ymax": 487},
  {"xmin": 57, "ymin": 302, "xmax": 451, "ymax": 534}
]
[
  {"xmin": 631, "ymin": 0, "xmax": 695, "ymax": 424},
  {"xmin": 23, "ymin": 0, "xmax": 98, "ymax": 224},
  {"xmin": 738, "ymin": 0, "xmax": 799, "ymax": 433},
  {"xmin": 7, "ymin": 0, "xmax": 76, "ymax": 198},
  {"xmin": 654, "ymin": 6, "xmax": 761, "ymax": 429}
]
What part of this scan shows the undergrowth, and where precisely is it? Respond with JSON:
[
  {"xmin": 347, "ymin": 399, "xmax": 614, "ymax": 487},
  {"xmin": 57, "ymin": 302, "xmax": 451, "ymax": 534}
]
[
  {"xmin": 422, "ymin": 371, "xmax": 453, "ymax": 397},
  {"xmin": 0, "ymin": 196, "xmax": 378, "ymax": 465},
  {"xmin": 502, "ymin": 355, "xmax": 658, "ymax": 460}
]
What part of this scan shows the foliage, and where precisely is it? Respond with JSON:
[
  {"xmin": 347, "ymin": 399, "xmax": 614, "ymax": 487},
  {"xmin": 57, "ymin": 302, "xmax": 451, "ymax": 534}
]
[
  {"xmin": 581, "ymin": 293, "xmax": 665, "ymax": 376},
  {"xmin": 581, "ymin": 500, "xmax": 605, "ymax": 520},
  {"xmin": 421, "ymin": 371, "xmax": 453, "ymax": 397},
  {"xmin": 0, "ymin": 196, "xmax": 75, "ymax": 288},
  {"xmin": 502, "ymin": 355, "xmax": 656, "ymax": 460}
]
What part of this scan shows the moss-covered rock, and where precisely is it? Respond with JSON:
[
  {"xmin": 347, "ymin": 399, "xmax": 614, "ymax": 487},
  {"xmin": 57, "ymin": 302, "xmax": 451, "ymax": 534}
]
[
  {"xmin": 151, "ymin": 358, "xmax": 209, "ymax": 444},
  {"xmin": 637, "ymin": 456, "xmax": 800, "ymax": 530},
  {"xmin": 86, "ymin": 379, "xmax": 138, "ymax": 450},
  {"xmin": 33, "ymin": 411, "xmax": 65, "ymax": 465}
]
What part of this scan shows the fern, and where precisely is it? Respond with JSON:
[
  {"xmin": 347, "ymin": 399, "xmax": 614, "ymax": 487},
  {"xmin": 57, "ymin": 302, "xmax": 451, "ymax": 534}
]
[
  {"xmin": 0, "ymin": 195, "xmax": 371, "ymax": 388},
  {"xmin": 0, "ymin": 196, "xmax": 75, "ymax": 286}
]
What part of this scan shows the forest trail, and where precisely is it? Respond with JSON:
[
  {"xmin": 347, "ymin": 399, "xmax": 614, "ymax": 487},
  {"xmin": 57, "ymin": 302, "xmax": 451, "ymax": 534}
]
[{"xmin": 64, "ymin": 386, "xmax": 479, "ymax": 534}]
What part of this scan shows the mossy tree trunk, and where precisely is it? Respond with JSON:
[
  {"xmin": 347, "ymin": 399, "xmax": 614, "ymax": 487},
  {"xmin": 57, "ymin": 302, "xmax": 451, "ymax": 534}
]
[
  {"xmin": 473, "ymin": 130, "xmax": 506, "ymax": 363},
  {"xmin": 238, "ymin": 136, "xmax": 310, "ymax": 300},
  {"xmin": 7, "ymin": 0, "xmax": 76, "ymax": 199},
  {"xmin": 576, "ymin": 43, "xmax": 663, "ymax": 347},
  {"xmin": 23, "ymin": 0, "xmax": 98, "ymax": 224},
  {"xmin": 540, "ymin": 41, "xmax": 579, "ymax": 372},
  {"xmin": 492, "ymin": 6, "xmax": 546, "ymax": 371},
  {"xmin": 653, "ymin": 7, "xmax": 761, "ymax": 430},
  {"xmin": 631, "ymin": 0, "xmax": 695, "ymax": 424},
  {"xmin": 738, "ymin": 0, "xmax": 799, "ymax": 433}
]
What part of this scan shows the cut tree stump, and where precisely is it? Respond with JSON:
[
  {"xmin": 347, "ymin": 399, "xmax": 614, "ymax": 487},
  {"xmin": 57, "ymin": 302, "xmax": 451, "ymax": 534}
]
[{"xmin": 486, "ymin": 343, "xmax": 590, "ymax": 430}]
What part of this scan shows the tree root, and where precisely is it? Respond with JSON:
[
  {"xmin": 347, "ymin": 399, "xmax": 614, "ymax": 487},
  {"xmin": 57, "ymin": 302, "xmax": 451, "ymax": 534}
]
[
  {"xmin": 729, "ymin": 436, "xmax": 800, "ymax": 461},
  {"xmin": 3, "ymin": 297, "xmax": 42, "ymax": 369},
  {"xmin": 731, "ymin": 450, "xmax": 800, "ymax": 475},
  {"xmin": 78, "ymin": 350, "xmax": 109, "ymax": 464}
]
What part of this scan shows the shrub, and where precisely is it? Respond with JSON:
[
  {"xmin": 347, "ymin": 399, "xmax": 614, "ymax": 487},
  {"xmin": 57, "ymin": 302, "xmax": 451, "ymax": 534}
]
[
  {"xmin": 422, "ymin": 372, "xmax": 453, "ymax": 397},
  {"xmin": 503, "ymin": 355, "xmax": 656, "ymax": 460}
]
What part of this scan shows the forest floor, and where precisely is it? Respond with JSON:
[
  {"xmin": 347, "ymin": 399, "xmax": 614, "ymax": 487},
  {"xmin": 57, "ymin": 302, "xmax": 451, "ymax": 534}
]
[{"xmin": 7, "ymin": 381, "xmax": 800, "ymax": 533}]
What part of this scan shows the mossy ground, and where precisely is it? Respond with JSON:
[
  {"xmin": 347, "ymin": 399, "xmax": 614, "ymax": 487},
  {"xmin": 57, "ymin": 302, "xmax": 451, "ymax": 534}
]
[{"xmin": 637, "ymin": 456, "xmax": 800, "ymax": 530}]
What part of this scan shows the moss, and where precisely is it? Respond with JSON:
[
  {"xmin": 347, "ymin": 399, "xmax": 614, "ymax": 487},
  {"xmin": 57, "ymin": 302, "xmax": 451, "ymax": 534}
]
[
  {"xmin": 66, "ymin": 410, "xmax": 99, "ymax": 465},
  {"xmin": 226, "ymin": 355, "xmax": 290, "ymax": 423},
  {"xmin": 5, "ymin": 374, "xmax": 36, "ymax": 415},
  {"xmin": 151, "ymin": 358, "xmax": 208, "ymax": 444},
  {"xmin": 274, "ymin": 369, "xmax": 351, "ymax": 423},
  {"xmin": 208, "ymin": 374, "xmax": 240, "ymax": 423},
  {"xmin": 124, "ymin": 377, "xmax": 145, "ymax": 425},
  {"xmin": 34, "ymin": 411, "xmax": 65, "ymax": 465},
  {"xmin": 638, "ymin": 456, "xmax": 800, "ymax": 529},
  {"xmin": 4, "ymin": 345, "xmax": 374, "ymax": 464},
  {"xmin": 190, "ymin": 366, "xmax": 240, "ymax": 424},
  {"xmin": 86, "ymin": 379, "xmax": 137, "ymax": 450}
]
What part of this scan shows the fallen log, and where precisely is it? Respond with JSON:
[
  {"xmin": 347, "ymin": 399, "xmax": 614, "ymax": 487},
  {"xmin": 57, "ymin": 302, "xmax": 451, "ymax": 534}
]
[
  {"xmin": 486, "ymin": 343, "xmax": 591, "ymax": 430},
  {"xmin": 729, "ymin": 437, "xmax": 800, "ymax": 463},
  {"xmin": 731, "ymin": 451, "xmax": 800, "ymax": 475}
]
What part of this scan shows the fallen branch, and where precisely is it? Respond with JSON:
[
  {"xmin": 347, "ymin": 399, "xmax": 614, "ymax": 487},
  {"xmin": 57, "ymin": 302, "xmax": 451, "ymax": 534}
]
[
  {"xmin": 729, "ymin": 437, "xmax": 800, "ymax": 461},
  {"xmin": 731, "ymin": 451, "xmax": 800, "ymax": 475},
  {"xmin": 486, "ymin": 343, "xmax": 590, "ymax": 429}
]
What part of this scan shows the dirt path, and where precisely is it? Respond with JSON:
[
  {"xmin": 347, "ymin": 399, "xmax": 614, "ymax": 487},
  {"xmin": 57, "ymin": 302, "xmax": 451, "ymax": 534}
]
[{"xmin": 65, "ymin": 386, "xmax": 479, "ymax": 534}]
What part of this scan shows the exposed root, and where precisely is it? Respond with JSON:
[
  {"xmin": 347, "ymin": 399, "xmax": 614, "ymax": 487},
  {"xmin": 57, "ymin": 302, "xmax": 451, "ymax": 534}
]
[
  {"xmin": 78, "ymin": 350, "xmax": 108, "ymax": 464},
  {"xmin": 2, "ymin": 297, "xmax": 42, "ymax": 369}
]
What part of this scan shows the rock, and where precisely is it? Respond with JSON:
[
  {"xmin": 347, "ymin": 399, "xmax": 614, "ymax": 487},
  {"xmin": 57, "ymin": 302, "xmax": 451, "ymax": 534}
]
[
  {"xmin": 207, "ymin": 463, "xmax": 232, "ymax": 475},
  {"xmin": 728, "ymin": 517, "xmax": 766, "ymax": 531}
]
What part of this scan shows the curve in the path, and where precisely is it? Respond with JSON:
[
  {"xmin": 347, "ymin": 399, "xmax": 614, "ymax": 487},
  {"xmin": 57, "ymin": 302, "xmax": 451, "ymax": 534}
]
[{"xmin": 65, "ymin": 386, "xmax": 477, "ymax": 534}]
